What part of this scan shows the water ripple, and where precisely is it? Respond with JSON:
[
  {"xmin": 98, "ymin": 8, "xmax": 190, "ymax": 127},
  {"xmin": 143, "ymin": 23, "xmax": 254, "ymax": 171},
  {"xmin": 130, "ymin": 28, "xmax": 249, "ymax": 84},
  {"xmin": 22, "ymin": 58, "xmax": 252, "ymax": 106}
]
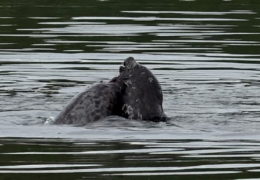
[{"xmin": 1, "ymin": 1, "xmax": 260, "ymax": 179}]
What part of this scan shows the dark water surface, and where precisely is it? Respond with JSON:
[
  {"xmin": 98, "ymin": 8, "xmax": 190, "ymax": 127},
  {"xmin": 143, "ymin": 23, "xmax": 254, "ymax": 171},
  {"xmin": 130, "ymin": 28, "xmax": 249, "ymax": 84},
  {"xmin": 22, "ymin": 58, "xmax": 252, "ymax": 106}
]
[{"xmin": 0, "ymin": 0, "xmax": 260, "ymax": 179}]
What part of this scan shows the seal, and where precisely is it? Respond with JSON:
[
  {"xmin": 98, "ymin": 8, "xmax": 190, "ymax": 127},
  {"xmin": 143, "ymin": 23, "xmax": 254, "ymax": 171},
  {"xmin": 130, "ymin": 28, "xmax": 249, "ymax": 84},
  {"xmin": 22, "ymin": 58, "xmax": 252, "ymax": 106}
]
[
  {"xmin": 54, "ymin": 78, "xmax": 125, "ymax": 126},
  {"xmin": 118, "ymin": 57, "xmax": 167, "ymax": 122},
  {"xmin": 54, "ymin": 57, "xmax": 166, "ymax": 125}
]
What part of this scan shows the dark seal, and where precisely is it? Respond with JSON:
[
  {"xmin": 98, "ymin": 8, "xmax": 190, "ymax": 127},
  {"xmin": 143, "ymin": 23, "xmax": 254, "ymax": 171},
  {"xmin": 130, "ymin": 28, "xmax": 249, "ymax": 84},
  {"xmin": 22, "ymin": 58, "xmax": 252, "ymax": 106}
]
[
  {"xmin": 54, "ymin": 79, "xmax": 124, "ymax": 126},
  {"xmin": 54, "ymin": 57, "xmax": 166, "ymax": 125},
  {"xmin": 118, "ymin": 57, "xmax": 167, "ymax": 122}
]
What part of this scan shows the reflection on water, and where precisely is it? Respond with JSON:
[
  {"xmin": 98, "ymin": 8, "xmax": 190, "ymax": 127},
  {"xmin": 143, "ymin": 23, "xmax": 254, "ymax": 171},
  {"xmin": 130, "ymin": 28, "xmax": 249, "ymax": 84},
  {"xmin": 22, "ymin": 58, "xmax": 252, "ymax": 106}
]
[
  {"xmin": 0, "ymin": 0, "xmax": 260, "ymax": 179},
  {"xmin": 1, "ymin": 138, "xmax": 260, "ymax": 179}
]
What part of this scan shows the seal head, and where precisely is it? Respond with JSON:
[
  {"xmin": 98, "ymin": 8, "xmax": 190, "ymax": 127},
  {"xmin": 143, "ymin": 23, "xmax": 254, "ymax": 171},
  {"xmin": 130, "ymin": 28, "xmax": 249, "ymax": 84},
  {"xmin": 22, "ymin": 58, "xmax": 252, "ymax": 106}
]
[
  {"xmin": 54, "ymin": 80, "xmax": 125, "ymax": 126},
  {"xmin": 119, "ymin": 57, "xmax": 167, "ymax": 122}
]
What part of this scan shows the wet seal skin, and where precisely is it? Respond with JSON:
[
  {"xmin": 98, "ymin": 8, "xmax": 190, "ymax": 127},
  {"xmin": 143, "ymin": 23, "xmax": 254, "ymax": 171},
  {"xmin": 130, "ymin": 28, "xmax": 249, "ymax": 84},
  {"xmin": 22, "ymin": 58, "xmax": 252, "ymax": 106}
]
[
  {"xmin": 54, "ymin": 79, "xmax": 125, "ymax": 126},
  {"xmin": 54, "ymin": 57, "xmax": 166, "ymax": 125},
  {"xmin": 118, "ymin": 57, "xmax": 167, "ymax": 122}
]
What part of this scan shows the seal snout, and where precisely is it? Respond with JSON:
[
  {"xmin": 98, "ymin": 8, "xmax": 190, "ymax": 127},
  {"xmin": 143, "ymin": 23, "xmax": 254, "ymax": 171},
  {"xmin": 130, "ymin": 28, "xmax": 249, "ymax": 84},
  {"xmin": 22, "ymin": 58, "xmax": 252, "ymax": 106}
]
[{"xmin": 124, "ymin": 57, "xmax": 138, "ymax": 69}]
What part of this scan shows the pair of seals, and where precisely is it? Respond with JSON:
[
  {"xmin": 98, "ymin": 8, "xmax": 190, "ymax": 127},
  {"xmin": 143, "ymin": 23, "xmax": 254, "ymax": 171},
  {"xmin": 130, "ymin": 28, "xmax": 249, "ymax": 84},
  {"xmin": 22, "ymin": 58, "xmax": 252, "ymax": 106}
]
[{"xmin": 54, "ymin": 57, "xmax": 166, "ymax": 126}]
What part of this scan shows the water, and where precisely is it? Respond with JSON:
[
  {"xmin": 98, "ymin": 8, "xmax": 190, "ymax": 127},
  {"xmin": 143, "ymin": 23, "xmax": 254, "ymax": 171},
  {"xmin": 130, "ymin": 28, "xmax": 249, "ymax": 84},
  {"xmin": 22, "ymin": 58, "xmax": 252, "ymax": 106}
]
[{"xmin": 0, "ymin": 0, "xmax": 260, "ymax": 179}]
